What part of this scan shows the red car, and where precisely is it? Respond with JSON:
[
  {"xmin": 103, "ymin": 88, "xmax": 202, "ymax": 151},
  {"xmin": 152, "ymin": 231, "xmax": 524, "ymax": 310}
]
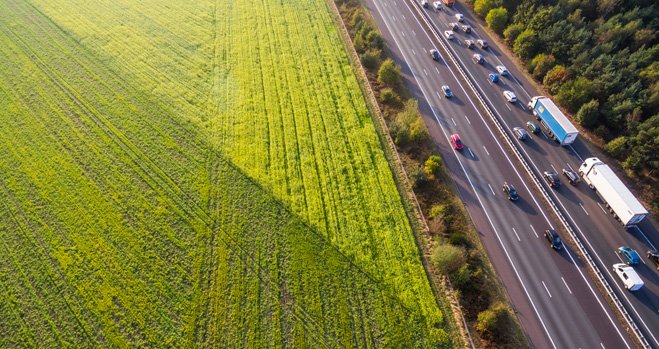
[{"xmin": 450, "ymin": 134, "xmax": 463, "ymax": 150}]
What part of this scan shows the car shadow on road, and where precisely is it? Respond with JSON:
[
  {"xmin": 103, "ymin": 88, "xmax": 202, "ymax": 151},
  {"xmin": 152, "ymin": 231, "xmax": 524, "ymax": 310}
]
[{"xmin": 522, "ymin": 137, "xmax": 548, "ymax": 156}]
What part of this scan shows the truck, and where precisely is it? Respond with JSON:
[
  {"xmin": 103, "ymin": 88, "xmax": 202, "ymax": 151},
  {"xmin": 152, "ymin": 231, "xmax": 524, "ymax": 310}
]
[
  {"xmin": 528, "ymin": 96, "xmax": 579, "ymax": 145},
  {"xmin": 579, "ymin": 157, "xmax": 648, "ymax": 227},
  {"xmin": 441, "ymin": 0, "xmax": 455, "ymax": 6},
  {"xmin": 613, "ymin": 263, "xmax": 644, "ymax": 291}
]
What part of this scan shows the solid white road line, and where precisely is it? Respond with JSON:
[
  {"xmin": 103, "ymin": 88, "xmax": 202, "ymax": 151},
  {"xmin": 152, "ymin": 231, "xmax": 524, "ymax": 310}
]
[
  {"xmin": 542, "ymin": 281, "xmax": 553, "ymax": 298},
  {"xmin": 482, "ymin": 145, "xmax": 490, "ymax": 156},
  {"xmin": 601, "ymin": 343, "xmax": 606, "ymax": 349},
  {"xmin": 530, "ymin": 224, "xmax": 539, "ymax": 238},
  {"xmin": 561, "ymin": 277, "xmax": 573, "ymax": 294},
  {"xmin": 569, "ymin": 145, "xmax": 584, "ymax": 162},
  {"xmin": 579, "ymin": 203, "xmax": 589, "ymax": 216},
  {"xmin": 513, "ymin": 228, "xmax": 521, "ymax": 242},
  {"xmin": 630, "ymin": 226, "xmax": 657, "ymax": 251},
  {"xmin": 488, "ymin": 183, "xmax": 495, "ymax": 195}
]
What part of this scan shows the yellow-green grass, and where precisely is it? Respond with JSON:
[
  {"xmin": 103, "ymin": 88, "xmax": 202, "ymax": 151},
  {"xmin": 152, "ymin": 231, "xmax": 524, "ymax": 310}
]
[{"xmin": 0, "ymin": 0, "xmax": 447, "ymax": 347}]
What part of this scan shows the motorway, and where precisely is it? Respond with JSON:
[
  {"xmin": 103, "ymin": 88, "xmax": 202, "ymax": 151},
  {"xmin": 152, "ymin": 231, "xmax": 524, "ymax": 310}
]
[{"xmin": 362, "ymin": 0, "xmax": 659, "ymax": 347}]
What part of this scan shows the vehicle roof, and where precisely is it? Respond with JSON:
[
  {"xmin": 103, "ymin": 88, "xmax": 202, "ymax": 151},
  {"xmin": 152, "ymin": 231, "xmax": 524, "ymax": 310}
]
[
  {"xmin": 588, "ymin": 163, "xmax": 648, "ymax": 215},
  {"xmin": 536, "ymin": 97, "xmax": 578, "ymax": 134}
]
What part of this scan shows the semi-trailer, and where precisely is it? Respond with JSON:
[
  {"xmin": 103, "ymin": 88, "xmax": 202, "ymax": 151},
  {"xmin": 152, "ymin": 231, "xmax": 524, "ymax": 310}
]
[{"xmin": 528, "ymin": 96, "xmax": 579, "ymax": 145}]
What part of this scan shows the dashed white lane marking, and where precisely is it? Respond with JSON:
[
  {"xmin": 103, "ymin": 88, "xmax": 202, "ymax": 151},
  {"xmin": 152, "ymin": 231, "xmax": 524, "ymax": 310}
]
[
  {"xmin": 482, "ymin": 145, "xmax": 490, "ymax": 156},
  {"xmin": 579, "ymin": 203, "xmax": 589, "ymax": 216},
  {"xmin": 542, "ymin": 281, "xmax": 552, "ymax": 298},
  {"xmin": 530, "ymin": 224, "xmax": 539, "ymax": 238},
  {"xmin": 597, "ymin": 203, "xmax": 608, "ymax": 214},
  {"xmin": 488, "ymin": 183, "xmax": 495, "ymax": 195},
  {"xmin": 464, "ymin": 115, "xmax": 471, "ymax": 124},
  {"xmin": 561, "ymin": 277, "xmax": 573, "ymax": 294},
  {"xmin": 401, "ymin": 31, "xmax": 406, "ymax": 37},
  {"xmin": 435, "ymin": 67, "xmax": 440, "ymax": 74},
  {"xmin": 412, "ymin": 30, "xmax": 416, "ymax": 36},
  {"xmin": 412, "ymin": 49, "xmax": 416, "ymax": 56},
  {"xmin": 505, "ymin": 103, "xmax": 512, "ymax": 111},
  {"xmin": 451, "ymin": 117, "xmax": 456, "ymax": 126},
  {"xmin": 423, "ymin": 68, "xmax": 428, "ymax": 76},
  {"xmin": 468, "ymin": 148, "xmax": 474, "ymax": 158},
  {"xmin": 513, "ymin": 228, "xmax": 521, "ymax": 242},
  {"xmin": 550, "ymin": 164, "xmax": 558, "ymax": 173}
]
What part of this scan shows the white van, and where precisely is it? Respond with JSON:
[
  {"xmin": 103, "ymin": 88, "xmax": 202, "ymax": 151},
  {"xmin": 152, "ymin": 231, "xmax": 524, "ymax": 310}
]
[{"xmin": 613, "ymin": 263, "xmax": 644, "ymax": 291}]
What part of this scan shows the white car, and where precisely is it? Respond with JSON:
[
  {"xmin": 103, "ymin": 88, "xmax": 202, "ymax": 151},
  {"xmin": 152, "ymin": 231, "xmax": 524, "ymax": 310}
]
[
  {"xmin": 477, "ymin": 39, "xmax": 488, "ymax": 49},
  {"xmin": 496, "ymin": 65, "xmax": 509, "ymax": 76},
  {"xmin": 422, "ymin": 0, "xmax": 429, "ymax": 8},
  {"xmin": 433, "ymin": 1, "xmax": 442, "ymax": 10},
  {"xmin": 503, "ymin": 90, "xmax": 517, "ymax": 103},
  {"xmin": 455, "ymin": 13, "xmax": 464, "ymax": 22},
  {"xmin": 464, "ymin": 39, "xmax": 475, "ymax": 49},
  {"xmin": 444, "ymin": 31, "xmax": 454, "ymax": 40}
]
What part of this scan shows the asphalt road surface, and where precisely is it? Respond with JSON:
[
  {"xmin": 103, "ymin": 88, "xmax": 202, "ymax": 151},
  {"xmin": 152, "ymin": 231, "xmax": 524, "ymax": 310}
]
[{"xmin": 361, "ymin": 0, "xmax": 658, "ymax": 347}]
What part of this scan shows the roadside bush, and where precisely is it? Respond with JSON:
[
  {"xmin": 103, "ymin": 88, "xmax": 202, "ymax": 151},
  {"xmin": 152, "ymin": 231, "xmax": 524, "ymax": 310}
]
[
  {"xmin": 360, "ymin": 49, "xmax": 381, "ymax": 70},
  {"xmin": 389, "ymin": 121, "xmax": 410, "ymax": 145},
  {"xmin": 379, "ymin": 87, "xmax": 399, "ymax": 105},
  {"xmin": 409, "ymin": 166, "xmax": 429, "ymax": 189},
  {"xmin": 449, "ymin": 231, "xmax": 471, "ymax": 247},
  {"xmin": 423, "ymin": 155, "xmax": 443, "ymax": 180},
  {"xmin": 430, "ymin": 203, "xmax": 452, "ymax": 222},
  {"xmin": 474, "ymin": 0, "xmax": 501, "ymax": 18},
  {"xmin": 378, "ymin": 58, "xmax": 401, "ymax": 86},
  {"xmin": 430, "ymin": 243, "xmax": 466, "ymax": 274},
  {"xmin": 366, "ymin": 30, "xmax": 384, "ymax": 50},
  {"xmin": 449, "ymin": 264, "xmax": 472, "ymax": 290},
  {"xmin": 396, "ymin": 100, "xmax": 429, "ymax": 145},
  {"xmin": 543, "ymin": 65, "xmax": 569, "ymax": 94},
  {"xmin": 476, "ymin": 302, "xmax": 516, "ymax": 344},
  {"xmin": 604, "ymin": 136, "xmax": 628, "ymax": 159},
  {"xmin": 512, "ymin": 28, "xmax": 538, "ymax": 61}
]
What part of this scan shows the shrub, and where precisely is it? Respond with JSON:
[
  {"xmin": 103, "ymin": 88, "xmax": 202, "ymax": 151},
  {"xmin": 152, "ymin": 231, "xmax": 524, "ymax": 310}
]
[
  {"xmin": 474, "ymin": 0, "xmax": 501, "ymax": 18},
  {"xmin": 409, "ymin": 166, "xmax": 429, "ymax": 189},
  {"xmin": 503, "ymin": 23, "xmax": 524, "ymax": 45},
  {"xmin": 476, "ymin": 303, "xmax": 515, "ymax": 343},
  {"xmin": 389, "ymin": 121, "xmax": 410, "ymax": 146},
  {"xmin": 423, "ymin": 155, "xmax": 443, "ymax": 180},
  {"xmin": 378, "ymin": 58, "xmax": 401, "ymax": 86},
  {"xmin": 449, "ymin": 264, "xmax": 472, "ymax": 290},
  {"xmin": 604, "ymin": 136, "xmax": 628, "ymax": 159},
  {"xmin": 360, "ymin": 50, "xmax": 381, "ymax": 71},
  {"xmin": 543, "ymin": 65, "xmax": 569, "ymax": 94},
  {"xmin": 366, "ymin": 31, "xmax": 384, "ymax": 50},
  {"xmin": 530, "ymin": 53, "xmax": 556, "ymax": 81},
  {"xmin": 379, "ymin": 87, "xmax": 399, "ymax": 105},
  {"xmin": 430, "ymin": 203, "xmax": 452, "ymax": 222},
  {"xmin": 486, "ymin": 7, "xmax": 509, "ymax": 35},
  {"xmin": 430, "ymin": 243, "xmax": 466, "ymax": 274},
  {"xmin": 512, "ymin": 29, "xmax": 538, "ymax": 61}
]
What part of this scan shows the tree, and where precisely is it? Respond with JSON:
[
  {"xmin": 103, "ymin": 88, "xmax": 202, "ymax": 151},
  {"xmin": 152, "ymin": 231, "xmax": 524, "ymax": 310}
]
[
  {"xmin": 476, "ymin": 303, "xmax": 515, "ymax": 343},
  {"xmin": 360, "ymin": 49, "xmax": 380, "ymax": 70},
  {"xmin": 574, "ymin": 99, "xmax": 600, "ymax": 128},
  {"xmin": 503, "ymin": 23, "xmax": 524, "ymax": 45},
  {"xmin": 513, "ymin": 29, "xmax": 538, "ymax": 61},
  {"xmin": 378, "ymin": 58, "xmax": 400, "ymax": 86},
  {"xmin": 366, "ymin": 30, "xmax": 384, "ymax": 50},
  {"xmin": 379, "ymin": 87, "xmax": 399, "ymax": 106},
  {"xmin": 474, "ymin": 0, "xmax": 501, "ymax": 18},
  {"xmin": 389, "ymin": 121, "xmax": 410, "ymax": 146},
  {"xmin": 604, "ymin": 136, "xmax": 628, "ymax": 159},
  {"xmin": 557, "ymin": 77, "xmax": 595, "ymax": 113},
  {"xmin": 485, "ymin": 7, "xmax": 509, "ymax": 35},
  {"xmin": 409, "ymin": 166, "xmax": 429, "ymax": 189},
  {"xmin": 543, "ymin": 65, "xmax": 569, "ymax": 94},
  {"xmin": 529, "ymin": 54, "xmax": 556, "ymax": 81},
  {"xmin": 423, "ymin": 155, "xmax": 443, "ymax": 180},
  {"xmin": 430, "ymin": 244, "xmax": 466, "ymax": 274}
]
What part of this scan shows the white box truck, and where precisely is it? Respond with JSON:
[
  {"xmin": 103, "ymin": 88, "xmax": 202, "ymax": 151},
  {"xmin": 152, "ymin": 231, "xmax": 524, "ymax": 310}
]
[
  {"xmin": 613, "ymin": 263, "xmax": 644, "ymax": 291},
  {"xmin": 579, "ymin": 158, "xmax": 648, "ymax": 226},
  {"xmin": 528, "ymin": 96, "xmax": 579, "ymax": 145}
]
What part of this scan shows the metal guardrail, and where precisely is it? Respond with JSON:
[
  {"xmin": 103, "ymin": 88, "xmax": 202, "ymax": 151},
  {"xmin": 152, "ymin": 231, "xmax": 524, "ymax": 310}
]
[{"xmin": 406, "ymin": 1, "xmax": 650, "ymax": 347}]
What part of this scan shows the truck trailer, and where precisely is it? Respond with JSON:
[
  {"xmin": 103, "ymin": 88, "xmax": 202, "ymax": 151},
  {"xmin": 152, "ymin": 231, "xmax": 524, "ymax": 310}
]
[
  {"xmin": 579, "ymin": 158, "xmax": 648, "ymax": 227},
  {"xmin": 441, "ymin": 0, "xmax": 455, "ymax": 6},
  {"xmin": 528, "ymin": 96, "xmax": 579, "ymax": 145}
]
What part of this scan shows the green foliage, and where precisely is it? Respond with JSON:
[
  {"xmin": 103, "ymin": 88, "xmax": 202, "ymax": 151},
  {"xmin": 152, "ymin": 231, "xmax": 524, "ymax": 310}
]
[
  {"xmin": 390, "ymin": 121, "xmax": 410, "ymax": 145},
  {"xmin": 543, "ymin": 65, "xmax": 569, "ymax": 94},
  {"xmin": 503, "ymin": 22, "xmax": 524, "ymax": 45},
  {"xmin": 366, "ymin": 30, "xmax": 384, "ymax": 50},
  {"xmin": 557, "ymin": 77, "xmax": 595, "ymax": 113},
  {"xmin": 476, "ymin": 303, "xmax": 516, "ymax": 342},
  {"xmin": 0, "ymin": 0, "xmax": 449, "ymax": 346},
  {"xmin": 624, "ymin": 115, "xmax": 659, "ymax": 175},
  {"xmin": 395, "ymin": 100, "xmax": 429, "ymax": 145},
  {"xmin": 409, "ymin": 166, "xmax": 429, "ymax": 189},
  {"xmin": 474, "ymin": 0, "xmax": 501, "ymax": 18},
  {"xmin": 423, "ymin": 155, "xmax": 443, "ymax": 180},
  {"xmin": 431, "ymin": 243, "xmax": 466, "ymax": 274},
  {"xmin": 430, "ymin": 203, "xmax": 453, "ymax": 222},
  {"xmin": 379, "ymin": 87, "xmax": 399, "ymax": 105},
  {"xmin": 575, "ymin": 99, "xmax": 601, "ymax": 128},
  {"xmin": 378, "ymin": 58, "xmax": 401, "ymax": 86},
  {"xmin": 360, "ymin": 49, "xmax": 381, "ymax": 70},
  {"xmin": 513, "ymin": 28, "xmax": 538, "ymax": 61},
  {"xmin": 486, "ymin": 7, "xmax": 509, "ymax": 34},
  {"xmin": 530, "ymin": 53, "xmax": 556, "ymax": 81},
  {"xmin": 604, "ymin": 136, "xmax": 628, "ymax": 159}
]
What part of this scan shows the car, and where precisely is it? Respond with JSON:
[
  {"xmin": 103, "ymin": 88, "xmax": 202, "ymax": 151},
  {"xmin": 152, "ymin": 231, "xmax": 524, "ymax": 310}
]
[
  {"xmin": 613, "ymin": 263, "xmax": 644, "ymax": 291},
  {"xmin": 526, "ymin": 121, "xmax": 540, "ymax": 134},
  {"xmin": 503, "ymin": 90, "xmax": 517, "ymax": 103},
  {"xmin": 433, "ymin": 1, "xmax": 442, "ymax": 10},
  {"xmin": 430, "ymin": 49, "xmax": 440, "ymax": 61},
  {"xmin": 543, "ymin": 170, "xmax": 561, "ymax": 188},
  {"xmin": 450, "ymin": 134, "xmax": 463, "ymax": 150},
  {"xmin": 647, "ymin": 250, "xmax": 659, "ymax": 270},
  {"xmin": 513, "ymin": 127, "xmax": 529, "ymax": 140},
  {"xmin": 464, "ymin": 39, "xmax": 474, "ymax": 49},
  {"xmin": 477, "ymin": 39, "xmax": 488, "ymax": 48},
  {"xmin": 448, "ymin": 22, "xmax": 459, "ymax": 31},
  {"xmin": 422, "ymin": 0, "xmax": 429, "ymax": 8},
  {"xmin": 544, "ymin": 229, "xmax": 563, "ymax": 250},
  {"xmin": 488, "ymin": 73, "xmax": 499, "ymax": 83},
  {"xmin": 617, "ymin": 246, "xmax": 640, "ymax": 266},
  {"xmin": 455, "ymin": 13, "xmax": 464, "ymax": 22},
  {"xmin": 562, "ymin": 168, "xmax": 579, "ymax": 185},
  {"xmin": 461, "ymin": 25, "xmax": 472, "ymax": 33},
  {"xmin": 496, "ymin": 65, "xmax": 509, "ymax": 76},
  {"xmin": 444, "ymin": 31, "xmax": 455, "ymax": 40},
  {"xmin": 441, "ymin": 85, "xmax": 453, "ymax": 98},
  {"xmin": 502, "ymin": 182, "xmax": 519, "ymax": 201},
  {"xmin": 472, "ymin": 53, "xmax": 484, "ymax": 64}
]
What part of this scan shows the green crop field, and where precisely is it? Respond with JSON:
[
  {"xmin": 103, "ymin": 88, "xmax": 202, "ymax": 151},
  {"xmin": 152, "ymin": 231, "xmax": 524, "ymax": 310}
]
[{"xmin": 0, "ymin": 0, "xmax": 448, "ymax": 347}]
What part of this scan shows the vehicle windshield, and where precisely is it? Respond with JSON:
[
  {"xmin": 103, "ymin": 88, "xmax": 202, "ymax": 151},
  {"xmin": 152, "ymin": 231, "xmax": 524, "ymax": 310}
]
[
  {"xmin": 510, "ymin": 188, "xmax": 517, "ymax": 195},
  {"xmin": 455, "ymin": 139, "xmax": 461, "ymax": 145}
]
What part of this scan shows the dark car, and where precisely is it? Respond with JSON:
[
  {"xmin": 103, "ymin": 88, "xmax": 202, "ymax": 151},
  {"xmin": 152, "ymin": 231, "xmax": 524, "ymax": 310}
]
[
  {"xmin": 647, "ymin": 250, "xmax": 659, "ymax": 270},
  {"xmin": 526, "ymin": 121, "xmax": 540, "ymax": 134},
  {"xmin": 543, "ymin": 171, "xmax": 561, "ymax": 188},
  {"xmin": 477, "ymin": 39, "xmax": 488, "ymax": 49},
  {"xmin": 544, "ymin": 229, "xmax": 563, "ymax": 250},
  {"xmin": 562, "ymin": 168, "xmax": 579, "ymax": 185},
  {"xmin": 430, "ymin": 49, "xmax": 440, "ymax": 61},
  {"xmin": 513, "ymin": 127, "xmax": 528, "ymax": 140},
  {"xmin": 617, "ymin": 246, "xmax": 640, "ymax": 266},
  {"xmin": 502, "ymin": 182, "xmax": 519, "ymax": 201},
  {"xmin": 442, "ymin": 85, "xmax": 453, "ymax": 98}
]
